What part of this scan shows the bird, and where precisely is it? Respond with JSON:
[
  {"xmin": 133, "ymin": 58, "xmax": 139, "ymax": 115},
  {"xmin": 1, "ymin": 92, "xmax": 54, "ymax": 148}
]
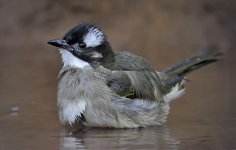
[{"xmin": 48, "ymin": 23, "xmax": 222, "ymax": 128}]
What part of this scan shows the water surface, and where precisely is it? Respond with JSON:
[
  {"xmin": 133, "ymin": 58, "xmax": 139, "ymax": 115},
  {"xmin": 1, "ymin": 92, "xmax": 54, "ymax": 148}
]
[{"xmin": 0, "ymin": 48, "xmax": 235, "ymax": 150}]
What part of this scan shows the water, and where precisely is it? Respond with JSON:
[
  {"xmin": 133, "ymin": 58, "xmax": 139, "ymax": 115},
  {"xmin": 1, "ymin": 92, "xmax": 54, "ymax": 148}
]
[{"xmin": 0, "ymin": 46, "xmax": 235, "ymax": 149}]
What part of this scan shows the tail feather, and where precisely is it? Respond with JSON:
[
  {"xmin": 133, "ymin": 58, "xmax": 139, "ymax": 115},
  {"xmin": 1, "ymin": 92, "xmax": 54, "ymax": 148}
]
[
  {"xmin": 162, "ymin": 50, "xmax": 222, "ymax": 102},
  {"xmin": 164, "ymin": 51, "xmax": 223, "ymax": 78}
]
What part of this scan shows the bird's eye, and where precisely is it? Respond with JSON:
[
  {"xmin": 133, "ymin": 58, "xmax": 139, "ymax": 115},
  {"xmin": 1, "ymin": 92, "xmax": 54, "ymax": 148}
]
[{"xmin": 79, "ymin": 42, "xmax": 87, "ymax": 48}]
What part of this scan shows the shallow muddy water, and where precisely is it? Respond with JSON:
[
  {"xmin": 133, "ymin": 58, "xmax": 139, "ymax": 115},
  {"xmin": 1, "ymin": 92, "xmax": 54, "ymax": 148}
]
[{"xmin": 0, "ymin": 48, "xmax": 235, "ymax": 150}]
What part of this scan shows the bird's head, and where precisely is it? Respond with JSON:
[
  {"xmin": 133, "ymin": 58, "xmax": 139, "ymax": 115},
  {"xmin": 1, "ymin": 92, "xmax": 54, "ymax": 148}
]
[{"xmin": 48, "ymin": 23, "xmax": 114, "ymax": 68}]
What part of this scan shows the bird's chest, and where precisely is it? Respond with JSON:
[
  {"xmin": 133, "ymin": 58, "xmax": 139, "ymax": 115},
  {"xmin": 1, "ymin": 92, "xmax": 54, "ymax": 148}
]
[
  {"xmin": 56, "ymin": 67, "xmax": 107, "ymax": 124},
  {"xmin": 58, "ymin": 67, "xmax": 103, "ymax": 95}
]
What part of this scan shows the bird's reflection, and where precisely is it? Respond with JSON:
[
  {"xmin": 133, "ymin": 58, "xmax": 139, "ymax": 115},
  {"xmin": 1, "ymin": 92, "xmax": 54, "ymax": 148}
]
[
  {"xmin": 59, "ymin": 125, "xmax": 179, "ymax": 150},
  {"xmin": 60, "ymin": 136, "xmax": 85, "ymax": 150}
]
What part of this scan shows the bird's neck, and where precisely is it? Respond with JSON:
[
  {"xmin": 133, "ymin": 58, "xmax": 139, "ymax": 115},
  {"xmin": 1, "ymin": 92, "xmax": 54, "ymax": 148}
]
[{"xmin": 98, "ymin": 41, "xmax": 115, "ymax": 67}]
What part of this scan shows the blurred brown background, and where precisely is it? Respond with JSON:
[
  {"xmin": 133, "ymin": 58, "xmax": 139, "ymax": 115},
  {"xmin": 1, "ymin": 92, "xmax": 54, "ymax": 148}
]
[{"xmin": 0, "ymin": 0, "xmax": 235, "ymax": 150}]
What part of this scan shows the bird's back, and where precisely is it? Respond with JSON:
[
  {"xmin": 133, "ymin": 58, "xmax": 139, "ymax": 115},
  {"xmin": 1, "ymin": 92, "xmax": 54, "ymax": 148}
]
[{"xmin": 103, "ymin": 51, "xmax": 153, "ymax": 71}]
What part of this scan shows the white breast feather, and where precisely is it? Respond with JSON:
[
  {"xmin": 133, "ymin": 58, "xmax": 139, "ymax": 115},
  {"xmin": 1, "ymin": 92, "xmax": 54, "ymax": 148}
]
[{"xmin": 62, "ymin": 101, "xmax": 86, "ymax": 125}]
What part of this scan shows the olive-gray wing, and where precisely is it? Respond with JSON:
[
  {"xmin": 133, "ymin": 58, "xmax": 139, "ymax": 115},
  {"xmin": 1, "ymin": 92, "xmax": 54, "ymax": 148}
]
[{"xmin": 103, "ymin": 51, "xmax": 153, "ymax": 71}]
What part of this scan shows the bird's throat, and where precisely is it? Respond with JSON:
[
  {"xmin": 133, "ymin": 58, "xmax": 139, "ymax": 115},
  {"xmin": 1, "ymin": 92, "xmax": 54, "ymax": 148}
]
[{"xmin": 59, "ymin": 49, "xmax": 91, "ymax": 68}]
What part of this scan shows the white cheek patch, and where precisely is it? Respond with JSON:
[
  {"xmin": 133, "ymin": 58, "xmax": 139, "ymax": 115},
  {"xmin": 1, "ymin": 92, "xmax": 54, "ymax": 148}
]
[{"xmin": 83, "ymin": 27, "xmax": 105, "ymax": 47}]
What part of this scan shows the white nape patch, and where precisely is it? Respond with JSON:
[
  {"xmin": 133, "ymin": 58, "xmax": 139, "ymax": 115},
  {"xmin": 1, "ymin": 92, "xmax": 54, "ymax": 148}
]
[
  {"xmin": 84, "ymin": 27, "xmax": 104, "ymax": 47},
  {"xmin": 164, "ymin": 84, "xmax": 185, "ymax": 103},
  {"xmin": 59, "ymin": 49, "xmax": 90, "ymax": 68},
  {"xmin": 62, "ymin": 101, "xmax": 86, "ymax": 125}
]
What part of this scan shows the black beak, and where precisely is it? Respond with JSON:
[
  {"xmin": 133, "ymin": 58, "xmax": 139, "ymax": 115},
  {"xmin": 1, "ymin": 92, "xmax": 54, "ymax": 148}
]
[{"xmin": 47, "ymin": 39, "xmax": 74, "ymax": 51}]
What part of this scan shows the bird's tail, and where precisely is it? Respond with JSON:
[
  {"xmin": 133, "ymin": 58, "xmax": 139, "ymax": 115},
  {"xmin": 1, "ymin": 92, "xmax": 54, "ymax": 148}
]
[
  {"xmin": 164, "ymin": 50, "xmax": 222, "ymax": 79},
  {"xmin": 161, "ymin": 50, "xmax": 222, "ymax": 103}
]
